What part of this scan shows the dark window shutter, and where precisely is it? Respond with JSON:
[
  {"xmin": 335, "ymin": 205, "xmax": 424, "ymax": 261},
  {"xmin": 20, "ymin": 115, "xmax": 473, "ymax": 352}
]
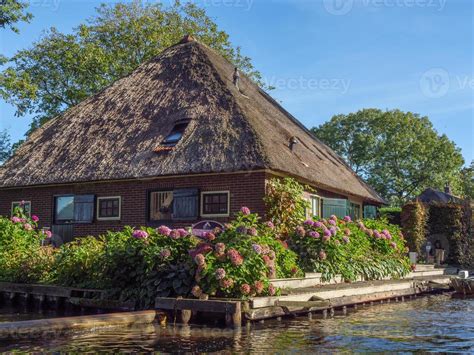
[
  {"xmin": 74, "ymin": 195, "xmax": 95, "ymax": 223},
  {"xmin": 172, "ymin": 189, "xmax": 198, "ymax": 220}
]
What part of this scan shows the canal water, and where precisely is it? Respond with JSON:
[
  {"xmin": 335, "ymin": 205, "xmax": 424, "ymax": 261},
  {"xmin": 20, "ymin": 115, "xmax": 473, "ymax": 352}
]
[{"xmin": 0, "ymin": 294, "xmax": 472, "ymax": 352}]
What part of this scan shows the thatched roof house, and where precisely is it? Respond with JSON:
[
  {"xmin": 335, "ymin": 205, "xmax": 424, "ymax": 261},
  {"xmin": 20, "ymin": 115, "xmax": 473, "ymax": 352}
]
[{"xmin": 0, "ymin": 36, "xmax": 383, "ymax": 241}]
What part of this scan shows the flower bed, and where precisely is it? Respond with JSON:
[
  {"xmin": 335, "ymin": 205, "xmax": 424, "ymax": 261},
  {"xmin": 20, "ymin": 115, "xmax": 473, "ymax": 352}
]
[
  {"xmin": 0, "ymin": 205, "xmax": 411, "ymax": 307},
  {"xmin": 289, "ymin": 215, "xmax": 411, "ymax": 282}
]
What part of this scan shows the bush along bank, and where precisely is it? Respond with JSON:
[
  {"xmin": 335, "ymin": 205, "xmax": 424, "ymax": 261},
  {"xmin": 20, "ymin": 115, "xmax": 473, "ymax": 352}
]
[
  {"xmin": 0, "ymin": 207, "xmax": 411, "ymax": 308},
  {"xmin": 289, "ymin": 215, "xmax": 411, "ymax": 282}
]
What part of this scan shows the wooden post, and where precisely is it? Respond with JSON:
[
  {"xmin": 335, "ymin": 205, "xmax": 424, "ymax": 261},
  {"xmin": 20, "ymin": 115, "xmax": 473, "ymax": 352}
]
[
  {"xmin": 308, "ymin": 312, "xmax": 313, "ymax": 320},
  {"xmin": 342, "ymin": 306, "xmax": 347, "ymax": 315},
  {"xmin": 353, "ymin": 304, "xmax": 358, "ymax": 309},
  {"xmin": 329, "ymin": 308, "xmax": 335, "ymax": 317},
  {"xmin": 322, "ymin": 309, "xmax": 327, "ymax": 319}
]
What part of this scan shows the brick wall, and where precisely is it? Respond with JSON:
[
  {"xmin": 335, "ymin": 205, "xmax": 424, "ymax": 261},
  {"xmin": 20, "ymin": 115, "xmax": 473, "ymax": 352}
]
[{"xmin": 0, "ymin": 171, "xmax": 266, "ymax": 238}]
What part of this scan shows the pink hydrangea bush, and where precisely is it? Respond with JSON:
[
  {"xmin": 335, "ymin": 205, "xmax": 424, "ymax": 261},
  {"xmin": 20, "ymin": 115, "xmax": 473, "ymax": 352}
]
[
  {"xmin": 190, "ymin": 208, "xmax": 301, "ymax": 298},
  {"xmin": 289, "ymin": 216, "xmax": 410, "ymax": 282}
]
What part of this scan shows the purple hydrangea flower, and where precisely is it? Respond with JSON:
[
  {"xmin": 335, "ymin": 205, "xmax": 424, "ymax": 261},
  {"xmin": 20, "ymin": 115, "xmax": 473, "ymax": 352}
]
[
  {"xmin": 252, "ymin": 243, "xmax": 263, "ymax": 254},
  {"xmin": 169, "ymin": 229, "xmax": 180, "ymax": 239},
  {"xmin": 343, "ymin": 216, "xmax": 352, "ymax": 222},
  {"xmin": 319, "ymin": 250, "xmax": 327, "ymax": 260},
  {"xmin": 236, "ymin": 226, "xmax": 247, "ymax": 235},
  {"xmin": 309, "ymin": 231, "xmax": 320, "ymax": 238},
  {"xmin": 304, "ymin": 219, "xmax": 314, "ymax": 226},
  {"xmin": 132, "ymin": 230, "xmax": 148, "ymax": 239},
  {"xmin": 343, "ymin": 236, "xmax": 350, "ymax": 244},
  {"xmin": 215, "ymin": 242, "xmax": 226, "ymax": 254},
  {"xmin": 215, "ymin": 268, "xmax": 226, "ymax": 280},
  {"xmin": 328, "ymin": 219, "xmax": 337, "ymax": 226},
  {"xmin": 240, "ymin": 206, "xmax": 251, "ymax": 215},
  {"xmin": 157, "ymin": 225, "xmax": 171, "ymax": 237},
  {"xmin": 247, "ymin": 227, "xmax": 258, "ymax": 236},
  {"xmin": 314, "ymin": 221, "xmax": 323, "ymax": 228},
  {"xmin": 329, "ymin": 226, "xmax": 337, "ymax": 236},
  {"xmin": 296, "ymin": 226, "xmax": 306, "ymax": 237},
  {"xmin": 177, "ymin": 228, "xmax": 188, "ymax": 237},
  {"xmin": 160, "ymin": 249, "xmax": 171, "ymax": 258},
  {"xmin": 265, "ymin": 221, "xmax": 275, "ymax": 229}
]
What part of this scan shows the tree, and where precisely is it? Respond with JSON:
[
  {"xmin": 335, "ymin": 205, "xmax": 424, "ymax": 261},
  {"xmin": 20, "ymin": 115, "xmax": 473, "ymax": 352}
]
[
  {"xmin": 0, "ymin": 0, "xmax": 264, "ymax": 134},
  {"xmin": 0, "ymin": 0, "xmax": 32, "ymax": 33},
  {"xmin": 0, "ymin": 130, "xmax": 12, "ymax": 164},
  {"xmin": 312, "ymin": 109, "xmax": 465, "ymax": 205},
  {"xmin": 460, "ymin": 161, "xmax": 474, "ymax": 199}
]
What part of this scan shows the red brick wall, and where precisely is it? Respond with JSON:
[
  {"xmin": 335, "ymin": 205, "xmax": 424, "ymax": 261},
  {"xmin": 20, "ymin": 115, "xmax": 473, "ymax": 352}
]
[{"xmin": 0, "ymin": 171, "xmax": 266, "ymax": 238}]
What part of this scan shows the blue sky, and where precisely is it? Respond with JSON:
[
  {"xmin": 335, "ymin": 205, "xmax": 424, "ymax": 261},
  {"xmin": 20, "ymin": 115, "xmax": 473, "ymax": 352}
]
[{"xmin": 1, "ymin": 0, "xmax": 473, "ymax": 163}]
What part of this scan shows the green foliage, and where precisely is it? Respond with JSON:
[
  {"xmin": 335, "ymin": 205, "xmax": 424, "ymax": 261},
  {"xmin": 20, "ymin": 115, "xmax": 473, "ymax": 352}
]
[
  {"xmin": 192, "ymin": 209, "xmax": 302, "ymax": 298},
  {"xmin": 289, "ymin": 216, "xmax": 410, "ymax": 282},
  {"xmin": 460, "ymin": 161, "xmax": 474, "ymax": 199},
  {"xmin": 428, "ymin": 203, "xmax": 470, "ymax": 266},
  {"xmin": 401, "ymin": 202, "xmax": 428, "ymax": 255},
  {"xmin": 311, "ymin": 109, "xmax": 465, "ymax": 205},
  {"xmin": 379, "ymin": 207, "xmax": 402, "ymax": 225},
  {"xmin": 0, "ymin": 0, "xmax": 265, "ymax": 135},
  {"xmin": 0, "ymin": 209, "xmax": 54, "ymax": 283},
  {"xmin": 0, "ymin": 0, "xmax": 32, "ymax": 34},
  {"xmin": 0, "ymin": 130, "xmax": 11, "ymax": 164},
  {"xmin": 264, "ymin": 177, "xmax": 311, "ymax": 237}
]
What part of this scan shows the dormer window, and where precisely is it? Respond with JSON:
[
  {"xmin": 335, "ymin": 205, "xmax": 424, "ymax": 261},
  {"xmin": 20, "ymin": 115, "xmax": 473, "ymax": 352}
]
[{"xmin": 162, "ymin": 121, "xmax": 189, "ymax": 146}]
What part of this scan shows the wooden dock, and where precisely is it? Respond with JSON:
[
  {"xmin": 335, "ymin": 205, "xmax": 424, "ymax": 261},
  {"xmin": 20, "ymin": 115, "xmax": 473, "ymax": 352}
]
[{"xmin": 153, "ymin": 265, "xmax": 455, "ymax": 327}]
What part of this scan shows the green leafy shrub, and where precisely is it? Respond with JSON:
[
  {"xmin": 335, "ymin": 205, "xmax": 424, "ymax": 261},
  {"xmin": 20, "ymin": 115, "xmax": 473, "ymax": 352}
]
[
  {"xmin": 264, "ymin": 177, "xmax": 311, "ymax": 237},
  {"xmin": 401, "ymin": 201, "xmax": 428, "ymax": 255},
  {"xmin": 0, "ymin": 209, "xmax": 54, "ymax": 283},
  {"xmin": 289, "ymin": 215, "xmax": 410, "ymax": 282},
  {"xmin": 51, "ymin": 236, "xmax": 107, "ymax": 289},
  {"xmin": 191, "ymin": 208, "xmax": 303, "ymax": 299}
]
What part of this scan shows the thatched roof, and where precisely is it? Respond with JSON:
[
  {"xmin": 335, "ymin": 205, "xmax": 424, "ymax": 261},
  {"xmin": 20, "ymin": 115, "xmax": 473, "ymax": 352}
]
[
  {"xmin": 416, "ymin": 188, "xmax": 463, "ymax": 204},
  {"xmin": 0, "ymin": 37, "xmax": 384, "ymax": 203}
]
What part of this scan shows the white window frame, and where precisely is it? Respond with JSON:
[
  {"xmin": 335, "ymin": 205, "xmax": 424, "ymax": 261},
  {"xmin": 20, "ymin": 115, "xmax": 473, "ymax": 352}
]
[
  {"xmin": 306, "ymin": 194, "xmax": 321, "ymax": 218},
  {"xmin": 200, "ymin": 191, "xmax": 230, "ymax": 218},
  {"xmin": 96, "ymin": 196, "xmax": 122, "ymax": 221},
  {"xmin": 11, "ymin": 201, "xmax": 31, "ymax": 218}
]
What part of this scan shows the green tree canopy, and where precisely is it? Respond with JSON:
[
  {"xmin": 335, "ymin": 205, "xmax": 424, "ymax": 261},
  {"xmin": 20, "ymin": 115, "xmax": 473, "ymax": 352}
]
[
  {"xmin": 312, "ymin": 109, "xmax": 465, "ymax": 205},
  {"xmin": 460, "ymin": 161, "xmax": 474, "ymax": 200},
  {"xmin": 0, "ymin": 0, "xmax": 32, "ymax": 33},
  {"xmin": 0, "ymin": 130, "xmax": 11, "ymax": 164},
  {"xmin": 0, "ymin": 0, "xmax": 264, "ymax": 134}
]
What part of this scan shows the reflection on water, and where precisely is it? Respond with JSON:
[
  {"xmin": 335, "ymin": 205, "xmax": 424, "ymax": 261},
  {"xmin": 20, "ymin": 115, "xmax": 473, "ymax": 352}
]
[{"xmin": 0, "ymin": 294, "xmax": 473, "ymax": 353}]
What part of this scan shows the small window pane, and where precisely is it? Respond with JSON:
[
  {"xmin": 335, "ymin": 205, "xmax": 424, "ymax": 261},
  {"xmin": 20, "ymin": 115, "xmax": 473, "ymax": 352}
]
[
  {"xmin": 202, "ymin": 193, "xmax": 229, "ymax": 216},
  {"xmin": 98, "ymin": 198, "xmax": 121, "ymax": 219},
  {"xmin": 56, "ymin": 196, "xmax": 74, "ymax": 221},
  {"xmin": 150, "ymin": 191, "xmax": 173, "ymax": 221},
  {"xmin": 12, "ymin": 201, "xmax": 31, "ymax": 218}
]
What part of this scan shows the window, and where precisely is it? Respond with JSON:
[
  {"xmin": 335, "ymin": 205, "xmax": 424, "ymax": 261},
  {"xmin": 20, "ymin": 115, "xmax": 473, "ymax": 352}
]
[
  {"xmin": 201, "ymin": 191, "xmax": 230, "ymax": 217},
  {"xmin": 364, "ymin": 205, "xmax": 377, "ymax": 219},
  {"xmin": 162, "ymin": 121, "xmax": 189, "ymax": 146},
  {"xmin": 55, "ymin": 195, "xmax": 94, "ymax": 224},
  {"xmin": 349, "ymin": 202, "xmax": 361, "ymax": 220},
  {"xmin": 97, "ymin": 197, "xmax": 121, "ymax": 220},
  {"xmin": 149, "ymin": 189, "xmax": 199, "ymax": 221},
  {"xmin": 150, "ymin": 191, "xmax": 174, "ymax": 221},
  {"xmin": 322, "ymin": 198, "xmax": 348, "ymax": 219},
  {"xmin": 307, "ymin": 195, "xmax": 321, "ymax": 218},
  {"xmin": 11, "ymin": 201, "xmax": 31, "ymax": 218}
]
